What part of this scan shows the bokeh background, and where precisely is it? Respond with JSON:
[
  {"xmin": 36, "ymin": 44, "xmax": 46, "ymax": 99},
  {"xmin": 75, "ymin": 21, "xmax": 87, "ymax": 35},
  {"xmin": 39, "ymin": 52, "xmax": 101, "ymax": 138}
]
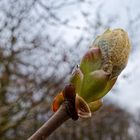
[{"xmin": 0, "ymin": 0, "xmax": 140, "ymax": 140}]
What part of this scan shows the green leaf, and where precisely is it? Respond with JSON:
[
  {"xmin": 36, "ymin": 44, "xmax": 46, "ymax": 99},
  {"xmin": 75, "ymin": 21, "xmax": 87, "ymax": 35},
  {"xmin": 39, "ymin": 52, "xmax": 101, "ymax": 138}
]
[{"xmin": 80, "ymin": 70, "xmax": 110, "ymax": 102}]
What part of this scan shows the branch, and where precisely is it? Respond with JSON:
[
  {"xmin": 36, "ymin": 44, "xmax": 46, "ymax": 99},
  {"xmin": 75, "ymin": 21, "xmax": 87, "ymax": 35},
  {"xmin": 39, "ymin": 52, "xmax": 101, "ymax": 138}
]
[{"xmin": 28, "ymin": 103, "xmax": 70, "ymax": 140}]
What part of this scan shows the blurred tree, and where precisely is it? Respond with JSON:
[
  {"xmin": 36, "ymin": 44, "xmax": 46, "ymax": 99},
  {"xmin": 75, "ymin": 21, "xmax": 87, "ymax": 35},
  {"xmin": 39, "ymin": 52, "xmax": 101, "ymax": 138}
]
[
  {"xmin": 130, "ymin": 110, "xmax": 140, "ymax": 140},
  {"xmin": 0, "ymin": 0, "xmax": 70, "ymax": 139}
]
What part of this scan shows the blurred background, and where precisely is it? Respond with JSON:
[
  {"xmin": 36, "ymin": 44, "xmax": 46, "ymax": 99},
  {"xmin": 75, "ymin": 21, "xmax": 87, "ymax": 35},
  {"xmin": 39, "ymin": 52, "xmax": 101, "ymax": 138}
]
[{"xmin": 0, "ymin": 0, "xmax": 140, "ymax": 139}]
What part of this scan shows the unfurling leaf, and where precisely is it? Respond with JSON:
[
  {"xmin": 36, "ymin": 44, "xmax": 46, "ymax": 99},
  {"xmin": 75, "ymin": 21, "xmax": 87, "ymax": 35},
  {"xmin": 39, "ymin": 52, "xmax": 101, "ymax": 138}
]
[
  {"xmin": 80, "ymin": 70, "xmax": 110, "ymax": 102},
  {"xmin": 52, "ymin": 28, "xmax": 131, "ymax": 119},
  {"xmin": 70, "ymin": 66, "xmax": 83, "ymax": 94}
]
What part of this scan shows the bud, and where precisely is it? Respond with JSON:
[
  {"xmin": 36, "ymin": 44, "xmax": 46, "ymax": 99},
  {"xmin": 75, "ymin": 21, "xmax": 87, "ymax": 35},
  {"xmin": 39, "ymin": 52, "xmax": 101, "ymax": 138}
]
[
  {"xmin": 92, "ymin": 28, "xmax": 131, "ymax": 78},
  {"xmin": 52, "ymin": 28, "xmax": 131, "ymax": 119}
]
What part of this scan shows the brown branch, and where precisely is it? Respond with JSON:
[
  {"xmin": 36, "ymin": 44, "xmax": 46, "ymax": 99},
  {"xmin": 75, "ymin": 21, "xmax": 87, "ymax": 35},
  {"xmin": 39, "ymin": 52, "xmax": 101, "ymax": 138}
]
[{"xmin": 28, "ymin": 103, "xmax": 70, "ymax": 140}]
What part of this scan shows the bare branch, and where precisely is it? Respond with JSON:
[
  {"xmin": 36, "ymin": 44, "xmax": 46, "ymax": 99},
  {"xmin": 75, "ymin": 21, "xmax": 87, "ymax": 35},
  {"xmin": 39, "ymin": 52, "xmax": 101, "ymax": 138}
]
[{"xmin": 28, "ymin": 103, "xmax": 70, "ymax": 140}]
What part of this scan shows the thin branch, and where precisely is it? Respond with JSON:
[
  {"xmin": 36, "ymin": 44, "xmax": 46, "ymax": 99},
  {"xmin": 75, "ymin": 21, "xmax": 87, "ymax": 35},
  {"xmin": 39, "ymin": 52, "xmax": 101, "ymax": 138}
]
[{"xmin": 28, "ymin": 103, "xmax": 70, "ymax": 140}]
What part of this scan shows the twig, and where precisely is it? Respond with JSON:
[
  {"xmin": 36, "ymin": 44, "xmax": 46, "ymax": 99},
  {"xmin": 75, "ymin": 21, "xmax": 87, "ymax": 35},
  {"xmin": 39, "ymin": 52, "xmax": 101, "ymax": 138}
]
[{"xmin": 28, "ymin": 103, "xmax": 70, "ymax": 140}]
